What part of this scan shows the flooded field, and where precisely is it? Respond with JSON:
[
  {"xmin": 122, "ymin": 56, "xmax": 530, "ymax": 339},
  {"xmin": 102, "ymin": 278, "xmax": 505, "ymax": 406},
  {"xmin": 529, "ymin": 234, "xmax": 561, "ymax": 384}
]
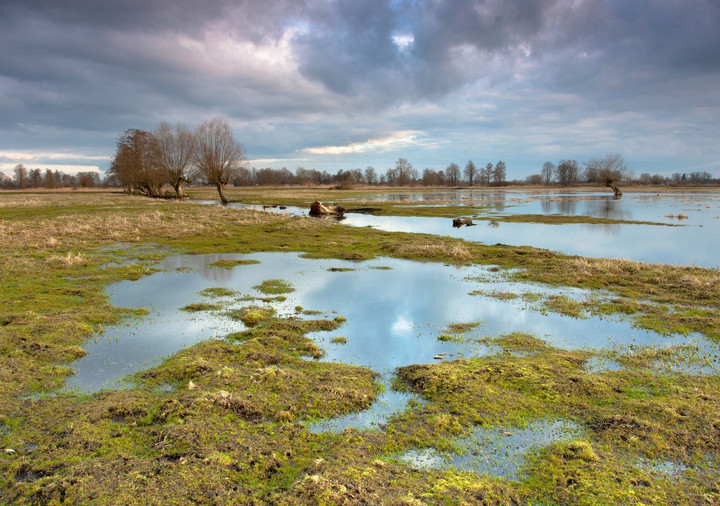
[
  {"xmin": 3, "ymin": 191, "xmax": 719, "ymax": 503},
  {"xmin": 209, "ymin": 189, "xmax": 720, "ymax": 267}
]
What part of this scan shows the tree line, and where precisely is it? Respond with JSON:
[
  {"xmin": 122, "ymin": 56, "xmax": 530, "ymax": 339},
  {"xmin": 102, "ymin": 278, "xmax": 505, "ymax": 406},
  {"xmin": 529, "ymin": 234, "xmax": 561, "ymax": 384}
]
[
  {"xmin": 526, "ymin": 154, "xmax": 718, "ymax": 189},
  {"xmin": 0, "ymin": 165, "xmax": 105, "ymax": 190},
  {"xmin": 229, "ymin": 158, "xmax": 508, "ymax": 187}
]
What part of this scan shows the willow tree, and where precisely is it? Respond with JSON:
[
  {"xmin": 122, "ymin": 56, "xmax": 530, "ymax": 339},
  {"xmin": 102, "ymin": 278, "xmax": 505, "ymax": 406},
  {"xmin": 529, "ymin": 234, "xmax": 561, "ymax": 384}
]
[
  {"xmin": 193, "ymin": 116, "xmax": 246, "ymax": 205},
  {"xmin": 584, "ymin": 153, "xmax": 628, "ymax": 197},
  {"xmin": 109, "ymin": 129, "xmax": 163, "ymax": 197},
  {"xmin": 155, "ymin": 121, "xmax": 195, "ymax": 198}
]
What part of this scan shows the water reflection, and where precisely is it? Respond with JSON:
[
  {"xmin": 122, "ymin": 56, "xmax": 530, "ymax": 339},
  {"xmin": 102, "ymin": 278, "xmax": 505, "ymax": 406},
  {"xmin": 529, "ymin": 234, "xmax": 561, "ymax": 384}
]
[
  {"xmin": 400, "ymin": 419, "xmax": 583, "ymax": 479},
  {"xmin": 66, "ymin": 253, "xmax": 709, "ymax": 397}
]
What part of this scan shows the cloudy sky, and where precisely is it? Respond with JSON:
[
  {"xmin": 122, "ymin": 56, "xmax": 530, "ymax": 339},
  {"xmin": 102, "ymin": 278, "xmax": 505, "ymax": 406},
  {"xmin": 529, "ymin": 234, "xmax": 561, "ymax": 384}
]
[{"xmin": 1, "ymin": 0, "xmax": 718, "ymax": 179}]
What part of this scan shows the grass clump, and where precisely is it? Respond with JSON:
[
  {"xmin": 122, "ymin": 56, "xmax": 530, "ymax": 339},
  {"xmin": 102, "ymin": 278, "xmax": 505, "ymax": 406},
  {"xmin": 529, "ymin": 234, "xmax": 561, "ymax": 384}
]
[
  {"xmin": 331, "ymin": 336, "xmax": 347, "ymax": 344},
  {"xmin": 228, "ymin": 306, "xmax": 276, "ymax": 327},
  {"xmin": 447, "ymin": 322, "xmax": 481, "ymax": 333},
  {"xmin": 253, "ymin": 279, "xmax": 294, "ymax": 295},
  {"xmin": 180, "ymin": 302, "xmax": 222, "ymax": 312},
  {"xmin": 200, "ymin": 287, "xmax": 237, "ymax": 298},
  {"xmin": 208, "ymin": 259, "xmax": 260, "ymax": 269}
]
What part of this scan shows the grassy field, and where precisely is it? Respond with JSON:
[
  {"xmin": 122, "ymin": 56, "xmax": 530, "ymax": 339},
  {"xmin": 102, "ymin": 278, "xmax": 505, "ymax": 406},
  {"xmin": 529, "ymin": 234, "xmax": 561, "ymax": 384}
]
[{"xmin": 1, "ymin": 190, "xmax": 719, "ymax": 504}]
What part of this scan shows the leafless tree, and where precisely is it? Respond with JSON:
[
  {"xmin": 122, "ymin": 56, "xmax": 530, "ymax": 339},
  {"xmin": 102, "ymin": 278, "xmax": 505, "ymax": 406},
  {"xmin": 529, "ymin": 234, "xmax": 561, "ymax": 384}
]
[
  {"xmin": 13, "ymin": 164, "xmax": 28, "ymax": 189},
  {"xmin": 109, "ymin": 129, "xmax": 163, "ymax": 197},
  {"xmin": 493, "ymin": 161, "xmax": 507, "ymax": 185},
  {"xmin": 541, "ymin": 161, "xmax": 555, "ymax": 185},
  {"xmin": 394, "ymin": 158, "xmax": 414, "ymax": 186},
  {"xmin": 193, "ymin": 116, "xmax": 246, "ymax": 205},
  {"xmin": 584, "ymin": 153, "xmax": 629, "ymax": 197},
  {"xmin": 364, "ymin": 166, "xmax": 377, "ymax": 185},
  {"xmin": 482, "ymin": 163, "xmax": 493, "ymax": 185},
  {"xmin": 155, "ymin": 121, "xmax": 195, "ymax": 198},
  {"xmin": 555, "ymin": 160, "xmax": 579, "ymax": 186},
  {"xmin": 464, "ymin": 160, "xmax": 477, "ymax": 186},
  {"xmin": 446, "ymin": 163, "xmax": 460, "ymax": 186}
]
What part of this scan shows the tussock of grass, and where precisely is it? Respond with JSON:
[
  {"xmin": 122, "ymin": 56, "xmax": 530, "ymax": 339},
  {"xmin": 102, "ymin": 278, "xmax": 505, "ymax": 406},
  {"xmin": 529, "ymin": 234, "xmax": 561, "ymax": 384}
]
[
  {"xmin": 200, "ymin": 287, "xmax": 237, "ymax": 298},
  {"xmin": 180, "ymin": 303, "xmax": 222, "ymax": 312},
  {"xmin": 209, "ymin": 259, "xmax": 260, "ymax": 269},
  {"xmin": 253, "ymin": 279, "xmax": 294, "ymax": 295},
  {"xmin": 228, "ymin": 306, "xmax": 275, "ymax": 327},
  {"xmin": 391, "ymin": 240, "xmax": 473, "ymax": 263}
]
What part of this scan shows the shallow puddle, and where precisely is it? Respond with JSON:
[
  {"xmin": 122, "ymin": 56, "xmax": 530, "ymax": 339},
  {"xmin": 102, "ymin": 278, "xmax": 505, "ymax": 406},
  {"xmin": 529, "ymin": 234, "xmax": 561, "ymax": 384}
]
[{"xmin": 399, "ymin": 419, "xmax": 583, "ymax": 479}]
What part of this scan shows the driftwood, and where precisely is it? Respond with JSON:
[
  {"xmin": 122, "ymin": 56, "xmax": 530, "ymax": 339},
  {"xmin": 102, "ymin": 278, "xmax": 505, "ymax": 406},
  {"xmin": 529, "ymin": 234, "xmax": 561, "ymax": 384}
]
[
  {"xmin": 452, "ymin": 218, "xmax": 476, "ymax": 228},
  {"xmin": 309, "ymin": 201, "xmax": 346, "ymax": 217}
]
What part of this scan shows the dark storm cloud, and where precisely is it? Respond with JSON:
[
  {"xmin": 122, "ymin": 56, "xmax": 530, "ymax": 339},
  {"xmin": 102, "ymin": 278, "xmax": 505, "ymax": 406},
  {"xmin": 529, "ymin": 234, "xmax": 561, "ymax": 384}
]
[
  {"xmin": 291, "ymin": 0, "xmax": 720, "ymax": 106},
  {"xmin": 0, "ymin": 0, "xmax": 718, "ymax": 174}
]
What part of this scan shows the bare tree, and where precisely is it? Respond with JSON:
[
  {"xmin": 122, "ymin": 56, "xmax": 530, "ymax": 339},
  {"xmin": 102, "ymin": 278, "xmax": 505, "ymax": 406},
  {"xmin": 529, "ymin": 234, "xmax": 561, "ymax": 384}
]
[
  {"xmin": 364, "ymin": 166, "xmax": 377, "ymax": 185},
  {"xmin": 493, "ymin": 160, "xmax": 507, "ymax": 185},
  {"xmin": 464, "ymin": 160, "xmax": 477, "ymax": 186},
  {"xmin": 13, "ymin": 164, "xmax": 28, "ymax": 189},
  {"xmin": 541, "ymin": 161, "xmax": 555, "ymax": 185},
  {"xmin": 446, "ymin": 163, "xmax": 460, "ymax": 186},
  {"xmin": 395, "ymin": 158, "xmax": 414, "ymax": 186},
  {"xmin": 108, "ymin": 129, "xmax": 163, "ymax": 197},
  {"xmin": 483, "ymin": 163, "xmax": 493, "ymax": 185},
  {"xmin": 555, "ymin": 160, "xmax": 579, "ymax": 186},
  {"xmin": 193, "ymin": 116, "xmax": 246, "ymax": 205},
  {"xmin": 584, "ymin": 153, "xmax": 629, "ymax": 197},
  {"xmin": 155, "ymin": 121, "xmax": 195, "ymax": 198}
]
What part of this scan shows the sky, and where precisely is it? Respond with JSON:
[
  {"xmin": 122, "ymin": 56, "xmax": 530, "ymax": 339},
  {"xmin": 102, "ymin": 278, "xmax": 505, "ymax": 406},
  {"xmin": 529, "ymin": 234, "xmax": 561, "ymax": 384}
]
[{"xmin": 1, "ymin": 0, "xmax": 719, "ymax": 180}]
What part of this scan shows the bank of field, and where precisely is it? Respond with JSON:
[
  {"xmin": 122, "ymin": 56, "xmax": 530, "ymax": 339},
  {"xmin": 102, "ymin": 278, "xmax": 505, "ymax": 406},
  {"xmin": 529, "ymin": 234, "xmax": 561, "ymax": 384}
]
[{"xmin": 1, "ymin": 191, "xmax": 719, "ymax": 503}]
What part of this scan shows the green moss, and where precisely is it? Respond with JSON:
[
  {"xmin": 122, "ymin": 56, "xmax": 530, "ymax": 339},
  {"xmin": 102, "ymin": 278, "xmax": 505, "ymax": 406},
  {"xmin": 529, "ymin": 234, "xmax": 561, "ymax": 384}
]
[
  {"xmin": 253, "ymin": 279, "xmax": 294, "ymax": 295},
  {"xmin": 541, "ymin": 294, "xmax": 588, "ymax": 319},
  {"xmin": 180, "ymin": 303, "xmax": 222, "ymax": 312},
  {"xmin": 208, "ymin": 259, "xmax": 260, "ymax": 269},
  {"xmin": 200, "ymin": 287, "xmax": 238, "ymax": 298},
  {"xmin": 227, "ymin": 306, "xmax": 276, "ymax": 327}
]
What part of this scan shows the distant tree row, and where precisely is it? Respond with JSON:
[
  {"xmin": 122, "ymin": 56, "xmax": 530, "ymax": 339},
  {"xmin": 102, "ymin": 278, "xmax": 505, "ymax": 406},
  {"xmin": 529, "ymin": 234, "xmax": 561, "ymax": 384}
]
[
  {"xmin": 526, "ymin": 154, "xmax": 717, "ymax": 189},
  {"xmin": 420, "ymin": 160, "xmax": 507, "ymax": 187},
  {"xmin": 232, "ymin": 158, "xmax": 509, "ymax": 188},
  {"xmin": 0, "ymin": 164, "xmax": 105, "ymax": 190}
]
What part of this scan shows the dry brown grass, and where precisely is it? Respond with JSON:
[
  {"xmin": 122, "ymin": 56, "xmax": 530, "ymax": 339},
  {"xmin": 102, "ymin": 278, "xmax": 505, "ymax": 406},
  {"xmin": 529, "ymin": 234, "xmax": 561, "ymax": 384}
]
[
  {"xmin": 0, "ymin": 195, "xmax": 272, "ymax": 252},
  {"xmin": 392, "ymin": 240, "xmax": 473, "ymax": 262}
]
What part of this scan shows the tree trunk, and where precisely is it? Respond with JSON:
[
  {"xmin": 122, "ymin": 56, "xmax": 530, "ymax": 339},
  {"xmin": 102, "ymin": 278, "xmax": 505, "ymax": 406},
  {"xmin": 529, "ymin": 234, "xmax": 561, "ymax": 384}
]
[
  {"xmin": 608, "ymin": 182, "xmax": 623, "ymax": 198},
  {"xmin": 216, "ymin": 182, "xmax": 228, "ymax": 205},
  {"xmin": 173, "ymin": 181, "xmax": 186, "ymax": 198}
]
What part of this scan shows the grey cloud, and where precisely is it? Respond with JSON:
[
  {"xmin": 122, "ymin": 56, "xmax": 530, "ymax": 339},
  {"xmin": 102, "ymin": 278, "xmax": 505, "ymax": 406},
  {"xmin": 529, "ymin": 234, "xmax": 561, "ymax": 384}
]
[{"xmin": 0, "ymin": 0, "xmax": 718, "ymax": 175}]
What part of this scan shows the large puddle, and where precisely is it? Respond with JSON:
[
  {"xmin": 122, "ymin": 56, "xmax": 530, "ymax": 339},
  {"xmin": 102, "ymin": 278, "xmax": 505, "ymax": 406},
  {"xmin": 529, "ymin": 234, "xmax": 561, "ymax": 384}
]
[
  {"xmin": 68, "ymin": 252, "xmax": 711, "ymax": 392},
  {"xmin": 206, "ymin": 190, "xmax": 720, "ymax": 267}
]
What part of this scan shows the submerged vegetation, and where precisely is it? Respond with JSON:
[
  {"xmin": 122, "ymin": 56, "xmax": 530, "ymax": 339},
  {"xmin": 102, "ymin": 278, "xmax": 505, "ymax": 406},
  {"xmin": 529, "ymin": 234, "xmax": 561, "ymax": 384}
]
[{"xmin": 1, "ymin": 190, "xmax": 720, "ymax": 503}]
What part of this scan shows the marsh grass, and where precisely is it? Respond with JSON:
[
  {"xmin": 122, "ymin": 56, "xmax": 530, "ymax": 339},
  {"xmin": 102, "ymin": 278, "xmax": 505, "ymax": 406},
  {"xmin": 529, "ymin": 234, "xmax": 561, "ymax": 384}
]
[
  {"xmin": 253, "ymin": 279, "xmax": 295, "ymax": 295},
  {"xmin": 180, "ymin": 302, "xmax": 222, "ymax": 312},
  {"xmin": 2, "ymin": 190, "xmax": 720, "ymax": 503},
  {"xmin": 200, "ymin": 287, "xmax": 238, "ymax": 298}
]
